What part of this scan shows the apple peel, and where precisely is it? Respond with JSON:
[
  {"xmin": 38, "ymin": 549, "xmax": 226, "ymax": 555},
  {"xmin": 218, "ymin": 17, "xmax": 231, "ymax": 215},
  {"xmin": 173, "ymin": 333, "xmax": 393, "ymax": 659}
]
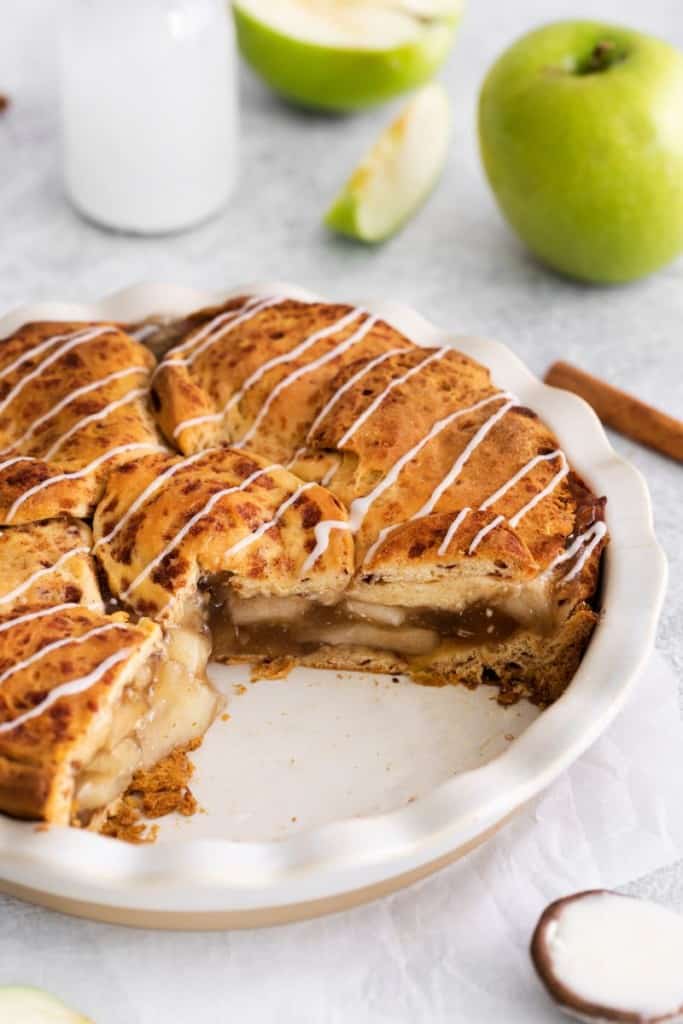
[
  {"xmin": 531, "ymin": 890, "xmax": 683, "ymax": 1023},
  {"xmin": 325, "ymin": 81, "xmax": 451, "ymax": 243},
  {"xmin": 233, "ymin": 0, "xmax": 462, "ymax": 111}
]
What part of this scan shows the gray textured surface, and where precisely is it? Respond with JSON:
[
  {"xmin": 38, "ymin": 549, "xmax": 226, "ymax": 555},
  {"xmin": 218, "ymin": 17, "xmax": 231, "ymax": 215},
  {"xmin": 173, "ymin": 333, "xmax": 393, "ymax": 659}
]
[{"xmin": 0, "ymin": 1, "xmax": 681, "ymax": 1020}]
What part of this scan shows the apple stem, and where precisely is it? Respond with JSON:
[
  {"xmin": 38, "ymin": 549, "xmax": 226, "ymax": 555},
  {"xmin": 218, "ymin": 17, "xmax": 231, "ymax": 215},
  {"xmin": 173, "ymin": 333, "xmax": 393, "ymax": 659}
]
[{"xmin": 581, "ymin": 40, "xmax": 621, "ymax": 74}]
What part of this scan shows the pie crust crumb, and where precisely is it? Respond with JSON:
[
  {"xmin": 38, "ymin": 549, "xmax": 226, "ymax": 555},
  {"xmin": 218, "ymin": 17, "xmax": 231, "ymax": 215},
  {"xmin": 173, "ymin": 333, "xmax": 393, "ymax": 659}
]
[{"xmin": 100, "ymin": 740, "xmax": 201, "ymax": 844}]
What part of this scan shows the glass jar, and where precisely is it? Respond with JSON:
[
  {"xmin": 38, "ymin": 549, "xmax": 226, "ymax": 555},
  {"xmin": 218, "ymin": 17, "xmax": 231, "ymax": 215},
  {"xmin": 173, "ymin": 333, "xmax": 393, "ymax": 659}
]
[{"xmin": 59, "ymin": 0, "xmax": 238, "ymax": 234}]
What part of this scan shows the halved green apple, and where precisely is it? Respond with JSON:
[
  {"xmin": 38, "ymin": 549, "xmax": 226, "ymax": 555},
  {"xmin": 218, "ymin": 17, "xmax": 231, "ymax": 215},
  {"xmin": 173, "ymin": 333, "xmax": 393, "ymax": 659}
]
[
  {"xmin": 325, "ymin": 81, "xmax": 451, "ymax": 241},
  {"xmin": 232, "ymin": 0, "xmax": 463, "ymax": 112},
  {"xmin": 0, "ymin": 986, "xmax": 93, "ymax": 1023}
]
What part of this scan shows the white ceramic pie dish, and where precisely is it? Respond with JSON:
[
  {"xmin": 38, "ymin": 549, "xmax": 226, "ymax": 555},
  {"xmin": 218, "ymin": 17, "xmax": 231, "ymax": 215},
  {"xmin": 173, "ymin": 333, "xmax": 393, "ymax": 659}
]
[{"xmin": 0, "ymin": 282, "xmax": 667, "ymax": 929}]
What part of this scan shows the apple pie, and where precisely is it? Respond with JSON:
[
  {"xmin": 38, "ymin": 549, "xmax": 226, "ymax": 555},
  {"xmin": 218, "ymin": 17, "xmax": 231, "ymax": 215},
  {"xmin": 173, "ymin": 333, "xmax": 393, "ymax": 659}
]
[{"xmin": 0, "ymin": 294, "xmax": 607, "ymax": 828}]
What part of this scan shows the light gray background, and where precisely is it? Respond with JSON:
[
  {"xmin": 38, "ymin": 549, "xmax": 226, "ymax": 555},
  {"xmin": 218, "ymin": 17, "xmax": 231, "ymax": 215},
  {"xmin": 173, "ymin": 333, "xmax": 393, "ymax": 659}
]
[{"xmin": 0, "ymin": 1, "xmax": 681, "ymax": 1021}]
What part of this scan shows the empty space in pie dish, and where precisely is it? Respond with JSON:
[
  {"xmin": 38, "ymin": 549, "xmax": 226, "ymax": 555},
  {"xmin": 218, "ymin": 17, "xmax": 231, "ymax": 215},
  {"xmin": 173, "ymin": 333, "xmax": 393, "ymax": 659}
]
[{"xmin": 153, "ymin": 662, "xmax": 540, "ymax": 843}]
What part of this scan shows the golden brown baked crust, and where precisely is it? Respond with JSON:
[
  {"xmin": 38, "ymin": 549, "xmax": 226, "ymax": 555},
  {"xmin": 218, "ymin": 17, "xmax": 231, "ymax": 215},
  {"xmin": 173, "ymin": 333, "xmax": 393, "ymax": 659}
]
[
  {"xmin": 152, "ymin": 297, "xmax": 412, "ymax": 460},
  {"xmin": 0, "ymin": 518, "xmax": 103, "ymax": 614},
  {"xmin": 0, "ymin": 320, "xmax": 165, "ymax": 524},
  {"xmin": 0, "ymin": 296, "xmax": 609, "ymax": 828},
  {"xmin": 93, "ymin": 446, "xmax": 354, "ymax": 620},
  {"xmin": 152, "ymin": 297, "xmax": 605, "ymax": 582},
  {"xmin": 0, "ymin": 520, "xmax": 160, "ymax": 822},
  {"xmin": 144, "ymin": 297, "xmax": 606, "ymax": 696}
]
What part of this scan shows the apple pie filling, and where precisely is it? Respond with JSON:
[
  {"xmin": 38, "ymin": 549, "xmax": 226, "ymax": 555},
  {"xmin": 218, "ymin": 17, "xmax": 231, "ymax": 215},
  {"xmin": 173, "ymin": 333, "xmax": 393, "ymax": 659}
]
[
  {"xmin": 207, "ymin": 581, "xmax": 557, "ymax": 665},
  {"xmin": 74, "ymin": 621, "xmax": 217, "ymax": 825}
]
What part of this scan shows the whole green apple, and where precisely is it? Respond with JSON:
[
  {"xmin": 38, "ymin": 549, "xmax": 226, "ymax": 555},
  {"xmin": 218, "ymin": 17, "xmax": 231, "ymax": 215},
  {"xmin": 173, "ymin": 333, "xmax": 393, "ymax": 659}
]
[
  {"xmin": 233, "ymin": 0, "xmax": 462, "ymax": 113},
  {"xmin": 478, "ymin": 21, "xmax": 683, "ymax": 283}
]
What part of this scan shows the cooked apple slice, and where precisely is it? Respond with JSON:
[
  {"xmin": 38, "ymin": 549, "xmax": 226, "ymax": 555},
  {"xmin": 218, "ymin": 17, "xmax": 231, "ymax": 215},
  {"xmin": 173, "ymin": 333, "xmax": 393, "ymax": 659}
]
[
  {"xmin": 0, "ymin": 987, "xmax": 93, "ymax": 1023},
  {"xmin": 325, "ymin": 82, "xmax": 450, "ymax": 242},
  {"xmin": 232, "ymin": 0, "xmax": 462, "ymax": 112}
]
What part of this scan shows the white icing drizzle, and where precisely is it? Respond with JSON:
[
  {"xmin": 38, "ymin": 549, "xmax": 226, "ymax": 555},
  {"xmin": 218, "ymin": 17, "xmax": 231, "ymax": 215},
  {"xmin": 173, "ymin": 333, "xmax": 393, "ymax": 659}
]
[
  {"xmin": 545, "ymin": 520, "xmax": 608, "ymax": 583},
  {"xmin": 437, "ymin": 507, "xmax": 472, "ymax": 557},
  {"xmin": 159, "ymin": 294, "xmax": 263, "ymax": 361},
  {"xmin": 0, "ymin": 325, "xmax": 114, "ymax": 418},
  {"xmin": 94, "ymin": 447, "xmax": 220, "ymax": 551},
  {"xmin": 0, "ymin": 325, "xmax": 113, "ymax": 383},
  {"xmin": 321, "ymin": 457, "xmax": 342, "ymax": 488},
  {"xmin": 5, "ymin": 442, "xmax": 165, "ymax": 523},
  {"xmin": 43, "ymin": 387, "xmax": 149, "ymax": 461},
  {"xmin": 0, "ymin": 455, "xmax": 38, "ymax": 474},
  {"xmin": 235, "ymin": 315, "xmax": 378, "ymax": 450},
  {"xmin": 412, "ymin": 400, "xmax": 516, "ymax": 522},
  {"xmin": 0, "ymin": 621, "xmax": 131, "ymax": 688},
  {"xmin": 468, "ymin": 514, "xmax": 506, "ymax": 555},
  {"xmin": 303, "ymin": 392, "xmax": 516, "ymax": 572},
  {"xmin": 0, "ymin": 546, "xmax": 90, "ymax": 607},
  {"xmin": 506, "ymin": 453, "xmax": 569, "ymax": 526},
  {"xmin": 305, "ymin": 345, "xmax": 410, "ymax": 444},
  {"xmin": 221, "ymin": 481, "xmax": 316, "ymax": 561},
  {"xmin": 336, "ymin": 347, "xmax": 449, "ymax": 450},
  {"xmin": 301, "ymin": 518, "xmax": 352, "ymax": 575},
  {"xmin": 361, "ymin": 396, "xmax": 516, "ymax": 566},
  {"xmin": 129, "ymin": 323, "xmax": 160, "ymax": 342},
  {"xmin": 286, "ymin": 446, "xmax": 307, "ymax": 470},
  {"xmin": 0, "ymin": 366, "xmax": 149, "ymax": 457},
  {"xmin": 0, "ymin": 647, "xmax": 134, "ymax": 736},
  {"xmin": 0, "ymin": 602, "xmax": 82, "ymax": 635},
  {"xmin": 435, "ymin": 450, "xmax": 570, "ymax": 556},
  {"xmin": 158, "ymin": 295, "xmax": 283, "ymax": 376},
  {"xmin": 121, "ymin": 463, "xmax": 281, "ymax": 598},
  {"xmin": 172, "ymin": 307, "xmax": 365, "ymax": 440}
]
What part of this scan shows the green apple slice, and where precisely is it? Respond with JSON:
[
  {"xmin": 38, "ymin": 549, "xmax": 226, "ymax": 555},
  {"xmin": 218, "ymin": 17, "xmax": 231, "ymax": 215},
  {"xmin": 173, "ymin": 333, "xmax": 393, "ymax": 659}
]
[
  {"xmin": 0, "ymin": 986, "xmax": 93, "ymax": 1023},
  {"xmin": 232, "ymin": 0, "xmax": 463, "ymax": 112},
  {"xmin": 325, "ymin": 82, "xmax": 451, "ymax": 242}
]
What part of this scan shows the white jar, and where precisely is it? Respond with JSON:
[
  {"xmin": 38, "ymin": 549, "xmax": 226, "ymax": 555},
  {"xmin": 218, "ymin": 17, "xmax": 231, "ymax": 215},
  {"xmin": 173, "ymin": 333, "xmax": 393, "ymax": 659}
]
[{"xmin": 59, "ymin": 0, "xmax": 237, "ymax": 234}]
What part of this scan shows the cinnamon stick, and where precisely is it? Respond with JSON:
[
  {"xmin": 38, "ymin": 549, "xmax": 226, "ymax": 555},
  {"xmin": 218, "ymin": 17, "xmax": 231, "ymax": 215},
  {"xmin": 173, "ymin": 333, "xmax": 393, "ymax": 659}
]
[{"xmin": 544, "ymin": 361, "xmax": 683, "ymax": 463}]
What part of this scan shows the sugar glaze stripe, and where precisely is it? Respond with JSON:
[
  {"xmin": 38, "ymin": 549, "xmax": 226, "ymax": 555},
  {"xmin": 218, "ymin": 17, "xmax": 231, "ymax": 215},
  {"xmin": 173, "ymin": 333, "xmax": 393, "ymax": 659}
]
[
  {"xmin": 235, "ymin": 315, "xmax": 379, "ymax": 451},
  {"xmin": 467, "ymin": 514, "xmax": 506, "ymax": 555},
  {"xmin": 0, "ymin": 622, "xmax": 132, "ymax": 688},
  {"xmin": 437, "ymin": 507, "xmax": 472, "ymax": 558},
  {"xmin": 0, "ymin": 648, "xmax": 134, "ymax": 736},
  {"xmin": 545, "ymin": 521, "xmax": 608, "ymax": 583},
  {"xmin": 361, "ymin": 397, "xmax": 517, "ymax": 566},
  {"xmin": 220, "ymin": 481, "xmax": 317, "ymax": 561},
  {"xmin": 435, "ymin": 449, "xmax": 569, "ymax": 557},
  {"xmin": 0, "ymin": 456, "xmax": 39, "ymax": 474},
  {"xmin": 301, "ymin": 392, "xmax": 515, "ymax": 574},
  {"xmin": 156, "ymin": 295, "xmax": 284, "ymax": 378},
  {"xmin": 337, "ymin": 347, "xmax": 449, "ymax": 451},
  {"xmin": 304, "ymin": 346, "xmax": 410, "ymax": 447},
  {"xmin": 172, "ymin": 307, "xmax": 365, "ymax": 440},
  {"xmin": 0, "ymin": 546, "xmax": 91, "ymax": 607},
  {"xmin": 284, "ymin": 348, "xmax": 409, "ymax": 475},
  {"xmin": 0, "ymin": 366, "xmax": 149, "ymax": 458},
  {"xmin": 121, "ymin": 463, "xmax": 281, "ymax": 598},
  {"xmin": 0, "ymin": 326, "xmax": 115, "ymax": 418},
  {"xmin": 43, "ymin": 388, "xmax": 149, "ymax": 461},
  {"xmin": 94, "ymin": 447, "xmax": 221, "ymax": 551},
  {"xmin": 159, "ymin": 294, "xmax": 264, "ymax": 361},
  {"xmin": 0, "ymin": 602, "xmax": 83, "ymax": 635},
  {"xmin": 0, "ymin": 325, "xmax": 114, "ymax": 383},
  {"xmin": 5, "ymin": 442, "xmax": 166, "ymax": 523}
]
